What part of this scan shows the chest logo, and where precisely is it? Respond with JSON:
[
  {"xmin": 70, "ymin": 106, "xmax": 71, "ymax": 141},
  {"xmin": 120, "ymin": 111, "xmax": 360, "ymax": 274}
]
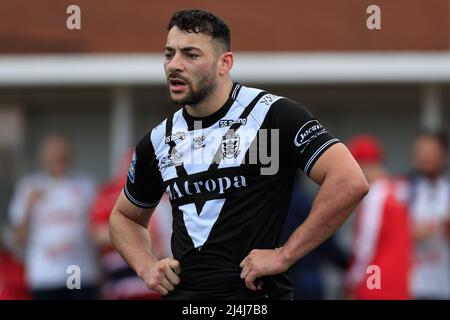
[
  {"xmin": 160, "ymin": 146, "xmax": 183, "ymax": 168},
  {"xmin": 219, "ymin": 118, "xmax": 247, "ymax": 128},
  {"xmin": 222, "ymin": 133, "xmax": 240, "ymax": 159},
  {"xmin": 165, "ymin": 131, "xmax": 186, "ymax": 144},
  {"xmin": 192, "ymin": 136, "xmax": 206, "ymax": 149}
]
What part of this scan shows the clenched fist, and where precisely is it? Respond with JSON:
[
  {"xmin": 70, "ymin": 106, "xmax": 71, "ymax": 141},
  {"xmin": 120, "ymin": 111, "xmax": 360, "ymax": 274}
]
[{"xmin": 140, "ymin": 258, "xmax": 181, "ymax": 296}]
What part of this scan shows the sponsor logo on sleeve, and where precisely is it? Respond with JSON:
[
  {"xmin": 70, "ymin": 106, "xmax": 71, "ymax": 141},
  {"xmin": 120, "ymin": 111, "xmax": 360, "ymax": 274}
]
[
  {"xmin": 294, "ymin": 120, "xmax": 326, "ymax": 153},
  {"xmin": 128, "ymin": 151, "xmax": 137, "ymax": 183}
]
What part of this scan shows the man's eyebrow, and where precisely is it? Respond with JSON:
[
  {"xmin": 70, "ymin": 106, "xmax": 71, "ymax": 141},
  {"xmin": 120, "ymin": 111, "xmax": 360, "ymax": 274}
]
[
  {"xmin": 164, "ymin": 46, "xmax": 201, "ymax": 52},
  {"xmin": 180, "ymin": 46, "xmax": 201, "ymax": 51}
]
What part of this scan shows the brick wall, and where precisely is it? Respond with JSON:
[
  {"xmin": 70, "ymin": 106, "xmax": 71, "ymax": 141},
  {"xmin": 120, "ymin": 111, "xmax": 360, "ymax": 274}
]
[{"xmin": 0, "ymin": 0, "xmax": 448, "ymax": 53}]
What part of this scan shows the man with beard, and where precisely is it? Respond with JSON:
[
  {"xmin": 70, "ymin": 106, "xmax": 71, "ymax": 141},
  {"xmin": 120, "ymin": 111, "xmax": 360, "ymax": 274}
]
[
  {"xmin": 109, "ymin": 9, "xmax": 368, "ymax": 299},
  {"xmin": 408, "ymin": 131, "xmax": 450, "ymax": 299}
]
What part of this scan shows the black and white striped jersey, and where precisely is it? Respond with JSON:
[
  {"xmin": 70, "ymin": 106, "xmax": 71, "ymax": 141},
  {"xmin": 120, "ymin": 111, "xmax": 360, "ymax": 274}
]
[{"xmin": 124, "ymin": 83, "xmax": 340, "ymax": 299}]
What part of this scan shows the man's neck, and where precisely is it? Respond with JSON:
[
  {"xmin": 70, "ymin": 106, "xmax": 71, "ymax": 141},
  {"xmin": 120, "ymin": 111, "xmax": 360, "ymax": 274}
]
[
  {"xmin": 422, "ymin": 172, "xmax": 443, "ymax": 184},
  {"xmin": 185, "ymin": 80, "xmax": 233, "ymax": 118}
]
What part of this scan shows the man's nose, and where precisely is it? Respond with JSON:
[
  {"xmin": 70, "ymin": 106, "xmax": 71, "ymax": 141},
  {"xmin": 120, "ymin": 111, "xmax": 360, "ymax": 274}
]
[{"xmin": 167, "ymin": 52, "xmax": 185, "ymax": 73}]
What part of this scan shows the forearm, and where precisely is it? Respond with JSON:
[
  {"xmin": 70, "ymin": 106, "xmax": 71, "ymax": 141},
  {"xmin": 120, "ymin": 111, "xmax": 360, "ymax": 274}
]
[
  {"xmin": 281, "ymin": 172, "xmax": 367, "ymax": 266},
  {"xmin": 109, "ymin": 208, "xmax": 158, "ymax": 277}
]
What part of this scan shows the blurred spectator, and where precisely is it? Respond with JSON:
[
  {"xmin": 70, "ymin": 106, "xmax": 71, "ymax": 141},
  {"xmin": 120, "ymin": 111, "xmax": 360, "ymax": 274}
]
[
  {"xmin": 345, "ymin": 135, "xmax": 411, "ymax": 300},
  {"xmin": 282, "ymin": 180, "xmax": 348, "ymax": 300},
  {"xmin": 408, "ymin": 130, "xmax": 450, "ymax": 300},
  {"xmin": 8, "ymin": 134, "xmax": 99, "ymax": 299},
  {"xmin": 90, "ymin": 147, "xmax": 172, "ymax": 300},
  {"xmin": 0, "ymin": 227, "xmax": 30, "ymax": 299}
]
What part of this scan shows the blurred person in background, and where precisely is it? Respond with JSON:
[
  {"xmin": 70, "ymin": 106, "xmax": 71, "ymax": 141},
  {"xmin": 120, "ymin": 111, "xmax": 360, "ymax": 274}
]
[
  {"xmin": 345, "ymin": 135, "xmax": 411, "ymax": 300},
  {"xmin": 281, "ymin": 179, "xmax": 348, "ymax": 300},
  {"xmin": 8, "ymin": 134, "xmax": 99, "ymax": 299},
  {"xmin": 90, "ymin": 147, "xmax": 172, "ymax": 300},
  {"xmin": 0, "ymin": 226, "xmax": 30, "ymax": 299},
  {"xmin": 408, "ymin": 130, "xmax": 450, "ymax": 300}
]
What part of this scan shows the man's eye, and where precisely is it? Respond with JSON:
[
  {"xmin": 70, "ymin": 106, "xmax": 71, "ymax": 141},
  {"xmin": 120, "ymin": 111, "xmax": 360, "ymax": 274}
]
[
  {"xmin": 188, "ymin": 53, "xmax": 199, "ymax": 58},
  {"xmin": 164, "ymin": 53, "xmax": 172, "ymax": 59}
]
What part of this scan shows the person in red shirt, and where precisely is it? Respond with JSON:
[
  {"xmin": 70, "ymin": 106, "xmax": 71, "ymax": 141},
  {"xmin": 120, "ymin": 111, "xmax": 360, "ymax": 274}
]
[
  {"xmin": 90, "ymin": 148, "xmax": 172, "ymax": 300},
  {"xmin": 0, "ymin": 229, "xmax": 30, "ymax": 300},
  {"xmin": 345, "ymin": 135, "xmax": 412, "ymax": 300}
]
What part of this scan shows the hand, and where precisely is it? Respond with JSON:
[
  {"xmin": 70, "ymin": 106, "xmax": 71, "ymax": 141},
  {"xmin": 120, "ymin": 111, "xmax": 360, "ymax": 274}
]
[
  {"xmin": 140, "ymin": 258, "xmax": 181, "ymax": 296},
  {"xmin": 239, "ymin": 248, "xmax": 291, "ymax": 291}
]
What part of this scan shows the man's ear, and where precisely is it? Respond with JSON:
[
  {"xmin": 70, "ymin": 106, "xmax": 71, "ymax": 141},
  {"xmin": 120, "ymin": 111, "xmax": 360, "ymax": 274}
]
[{"xmin": 218, "ymin": 52, "xmax": 233, "ymax": 76}]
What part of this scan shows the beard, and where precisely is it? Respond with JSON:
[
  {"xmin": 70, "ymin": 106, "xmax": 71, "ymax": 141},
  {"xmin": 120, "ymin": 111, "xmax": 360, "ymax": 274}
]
[{"xmin": 167, "ymin": 68, "xmax": 217, "ymax": 106}]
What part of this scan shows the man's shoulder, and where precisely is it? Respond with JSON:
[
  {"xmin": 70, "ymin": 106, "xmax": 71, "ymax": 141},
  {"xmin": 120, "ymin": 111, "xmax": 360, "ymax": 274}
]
[
  {"xmin": 15, "ymin": 172, "xmax": 46, "ymax": 188},
  {"xmin": 235, "ymin": 85, "xmax": 265, "ymax": 102},
  {"xmin": 139, "ymin": 108, "xmax": 184, "ymax": 151},
  {"xmin": 149, "ymin": 118, "xmax": 167, "ymax": 149},
  {"xmin": 235, "ymin": 87, "xmax": 296, "ymax": 129},
  {"xmin": 253, "ymin": 92, "xmax": 311, "ymax": 127},
  {"xmin": 237, "ymin": 85, "xmax": 304, "ymax": 112}
]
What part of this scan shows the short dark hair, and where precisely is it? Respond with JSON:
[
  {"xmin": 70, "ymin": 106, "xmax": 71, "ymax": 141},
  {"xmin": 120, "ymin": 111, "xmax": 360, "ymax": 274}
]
[
  {"xmin": 418, "ymin": 129, "xmax": 448, "ymax": 151},
  {"xmin": 167, "ymin": 9, "xmax": 231, "ymax": 52}
]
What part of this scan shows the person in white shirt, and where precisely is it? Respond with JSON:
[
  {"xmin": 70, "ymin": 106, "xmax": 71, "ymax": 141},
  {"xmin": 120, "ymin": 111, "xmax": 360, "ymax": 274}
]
[
  {"xmin": 8, "ymin": 134, "xmax": 99, "ymax": 299},
  {"xmin": 408, "ymin": 130, "xmax": 450, "ymax": 300}
]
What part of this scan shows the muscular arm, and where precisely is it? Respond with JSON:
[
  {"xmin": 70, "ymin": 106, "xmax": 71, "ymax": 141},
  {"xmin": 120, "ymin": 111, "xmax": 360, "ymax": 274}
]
[
  {"xmin": 109, "ymin": 190, "xmax": 157, "ymax": 274},
  {"xmin": 280, "ymin": 143, "xmax": 368, "ymax": 264},
  {"xmin": 240, "ymin": 143, "xmax": 369, "ymax": 290},
  {"xmin": 110, "ymin": 191, "xmax": 180, "ymax": 295}
]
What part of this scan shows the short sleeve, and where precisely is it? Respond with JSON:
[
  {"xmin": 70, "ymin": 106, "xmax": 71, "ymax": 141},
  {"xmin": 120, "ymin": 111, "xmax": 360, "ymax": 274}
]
[
  {"xmin": 270, "ymin": 98, "xmax": 340, "ymax": 175},
  {"xmin": 124, "ymin": 132, "xmax": 164, "ymax": 208}
]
